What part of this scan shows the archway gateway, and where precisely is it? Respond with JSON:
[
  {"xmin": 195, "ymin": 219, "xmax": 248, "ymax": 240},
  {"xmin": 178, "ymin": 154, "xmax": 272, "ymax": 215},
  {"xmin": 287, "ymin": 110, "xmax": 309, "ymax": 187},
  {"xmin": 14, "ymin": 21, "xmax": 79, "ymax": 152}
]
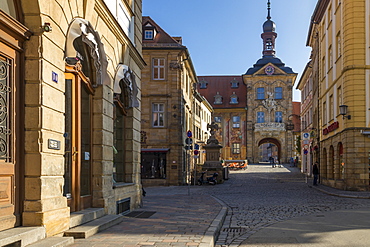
[{"xmin": 258, "ymin": 138, "xmax": 281, "ymax": 162}]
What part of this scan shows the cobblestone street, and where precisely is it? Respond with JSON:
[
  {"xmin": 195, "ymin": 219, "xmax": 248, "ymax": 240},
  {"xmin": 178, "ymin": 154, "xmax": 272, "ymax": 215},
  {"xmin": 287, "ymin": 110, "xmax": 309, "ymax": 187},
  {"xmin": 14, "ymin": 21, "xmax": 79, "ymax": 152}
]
[{"xmin": 207, "ymin": 163, "xmax": 370, "ymax": 246}]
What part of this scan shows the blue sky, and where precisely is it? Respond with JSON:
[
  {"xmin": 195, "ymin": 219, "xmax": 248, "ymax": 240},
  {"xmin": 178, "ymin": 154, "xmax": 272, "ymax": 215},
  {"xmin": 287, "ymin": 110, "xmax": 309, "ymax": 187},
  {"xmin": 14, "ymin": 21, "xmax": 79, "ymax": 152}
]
[{"xmin": 142, "ymin": 0, "xmax": 318, "ymax": 101}]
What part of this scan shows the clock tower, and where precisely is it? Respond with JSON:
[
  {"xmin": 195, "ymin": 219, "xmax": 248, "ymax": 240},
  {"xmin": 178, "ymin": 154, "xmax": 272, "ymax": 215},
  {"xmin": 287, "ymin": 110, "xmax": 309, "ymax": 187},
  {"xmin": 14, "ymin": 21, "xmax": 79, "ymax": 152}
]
[
  {"xmin": 262, "ymin": 0, "xmax": 277, "ymax": 57},
  {"xmin": 242, "ymin": 0, "xmax": 298, "ymax": 164}
]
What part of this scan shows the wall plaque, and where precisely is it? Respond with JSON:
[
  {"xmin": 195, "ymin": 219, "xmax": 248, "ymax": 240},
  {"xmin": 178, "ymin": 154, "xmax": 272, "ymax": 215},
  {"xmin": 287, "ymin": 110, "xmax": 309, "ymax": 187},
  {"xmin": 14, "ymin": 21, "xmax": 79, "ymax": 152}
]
[{"xmin": 48, "ymin": 139, "xmax": 61, "ymax": 150}]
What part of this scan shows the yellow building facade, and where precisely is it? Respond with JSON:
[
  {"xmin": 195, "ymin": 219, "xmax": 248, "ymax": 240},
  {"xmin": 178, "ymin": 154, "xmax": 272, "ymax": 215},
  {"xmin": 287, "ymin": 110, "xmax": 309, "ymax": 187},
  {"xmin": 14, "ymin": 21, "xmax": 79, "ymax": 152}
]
[
  {"xmin": 307, "ymin": 0, "xmax": 370, "ymax": 190},
  {"xmin": 0, "ymin": 0, "xmax": 144, "ymax": 242},
  {"xmin": 243, "ymin": 2, "xmax": 297, "ymax": 164}
]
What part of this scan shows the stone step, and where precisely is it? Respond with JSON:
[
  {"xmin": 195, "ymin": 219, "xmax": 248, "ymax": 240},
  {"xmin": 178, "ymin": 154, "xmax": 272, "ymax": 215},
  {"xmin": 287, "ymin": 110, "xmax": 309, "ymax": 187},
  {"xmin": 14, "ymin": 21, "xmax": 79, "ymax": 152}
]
[
  {"xmin": 64, "ymin": 214, "xmax": 123, "ymax": 239},
  {"xmin": 0, "ymin": 226, "xmax": 45, "ymax": 247},
  {"xmin": 69, "ymin": 208, "xmax": 105, "ymax": 228},
  {"xmin": 26, "ymin": 237, "xmax": 74, "ymax": 247}
]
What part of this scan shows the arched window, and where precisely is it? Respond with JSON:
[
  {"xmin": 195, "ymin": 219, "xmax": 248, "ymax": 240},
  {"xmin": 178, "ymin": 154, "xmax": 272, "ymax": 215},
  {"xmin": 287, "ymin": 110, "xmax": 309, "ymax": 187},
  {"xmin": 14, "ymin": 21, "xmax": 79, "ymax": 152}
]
[
  {"xmin": 113, "ymin": 93, "xmax": 127, "ymax": 183},
  {"xmin": 328, "ymin": 146, "xmax": 334, "ymax": 179},
  {"xmin": 338, "ymin": 142, "xmax": 344, "ymax": 179},
  {"xmin": 322, "ymin": 148, "xmax": 327, "ymax": 179}
]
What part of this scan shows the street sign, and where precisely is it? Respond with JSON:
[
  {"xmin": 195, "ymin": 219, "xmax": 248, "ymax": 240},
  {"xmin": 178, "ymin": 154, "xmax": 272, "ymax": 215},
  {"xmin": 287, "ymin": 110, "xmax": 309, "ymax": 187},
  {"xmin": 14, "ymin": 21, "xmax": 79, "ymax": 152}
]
[
  {"xmin": 194, "ymin": 150, "xmax": 199, "ymax": 155},
  {"xmin": 302, "ymin": 132, "xmax": 310, "ymax": 140},
  {"xmin": 185, "ymin": 138, "xmax": 193, "ymax": 145},
  {"xmin": 303, "ymin": 149, "xmax": 308, "ymax": 155},
  {"xmin": 185, "ymin": 145, "xmax": 192, "ymax": 150},
  {"xmin": 187, "ymin": 130, "xmax": 192, "ymax": 138},
  {"xmin": 194, "ymin": 144, "xmax": 199, "ymax": 150}
]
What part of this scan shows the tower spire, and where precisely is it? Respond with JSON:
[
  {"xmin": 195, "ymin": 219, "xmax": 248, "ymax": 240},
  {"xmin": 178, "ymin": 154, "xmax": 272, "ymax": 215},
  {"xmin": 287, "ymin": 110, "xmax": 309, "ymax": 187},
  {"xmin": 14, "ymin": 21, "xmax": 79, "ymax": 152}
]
[{"xmin": 262, "ymin": 0, "xmax": 277, "ymax": 57}]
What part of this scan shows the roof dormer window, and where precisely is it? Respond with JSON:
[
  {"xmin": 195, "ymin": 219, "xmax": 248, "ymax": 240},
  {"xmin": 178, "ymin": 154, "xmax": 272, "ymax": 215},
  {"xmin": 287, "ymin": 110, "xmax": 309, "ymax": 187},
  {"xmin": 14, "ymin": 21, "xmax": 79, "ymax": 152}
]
[
  {"xmin": 230, "ymin": 78, "xmax": 239, "ymax": 88},
  {"xmin": 199, "ymin": 79, "xmax": 208, "ymax": 89},
  {"xmin": 230, "ymin": 92, "xmax": 238, "ymax": 104},
  {"xmin": 144, "ymin": 30, "xmax": 154, "ymax": 40},
  {"xmin": 214, "ymin": 92, "xmax": 223, "ymax": 105},
  {"xmin": 143, "ymin": 23, "xmax": 157, "ymax": 40}
]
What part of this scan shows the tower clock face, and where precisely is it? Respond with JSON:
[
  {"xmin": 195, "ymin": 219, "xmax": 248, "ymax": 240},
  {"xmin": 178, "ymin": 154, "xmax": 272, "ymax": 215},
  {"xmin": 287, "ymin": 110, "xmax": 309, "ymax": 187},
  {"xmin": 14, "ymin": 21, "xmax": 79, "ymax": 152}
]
[{"xmin": 265, "ymin": 65, "xmax": 275, "ymax": 75}]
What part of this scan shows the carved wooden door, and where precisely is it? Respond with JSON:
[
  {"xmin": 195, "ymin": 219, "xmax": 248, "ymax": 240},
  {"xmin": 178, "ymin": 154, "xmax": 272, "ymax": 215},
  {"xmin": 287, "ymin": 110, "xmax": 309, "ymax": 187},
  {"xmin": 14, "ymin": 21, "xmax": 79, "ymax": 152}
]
[
  {"xmin": 0, "ymin": 42, "xmax": 21, "ymax": 231},
  {"xmin": 64, "ymin": 66, "xmax": 93, "ymax": 212}
]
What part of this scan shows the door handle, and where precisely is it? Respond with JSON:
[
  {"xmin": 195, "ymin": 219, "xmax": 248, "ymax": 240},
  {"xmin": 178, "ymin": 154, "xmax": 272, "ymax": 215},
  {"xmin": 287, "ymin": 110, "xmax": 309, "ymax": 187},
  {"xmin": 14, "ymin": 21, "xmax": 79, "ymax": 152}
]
[{"xmin": 72, "ymin": 147, "xmax": 78, "ymax": 161}]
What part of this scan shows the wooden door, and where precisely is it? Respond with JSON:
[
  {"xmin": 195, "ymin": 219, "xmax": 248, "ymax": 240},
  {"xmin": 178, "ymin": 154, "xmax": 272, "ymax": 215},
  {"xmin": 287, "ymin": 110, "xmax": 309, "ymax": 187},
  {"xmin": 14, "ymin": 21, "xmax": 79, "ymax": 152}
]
[
  {"xmin": 64, "ymin": 68, "xmax": 93, "ymax": 212},
  {"xmin": 0, "ymin": 42, "xmax": 21, "ymax": 231}
]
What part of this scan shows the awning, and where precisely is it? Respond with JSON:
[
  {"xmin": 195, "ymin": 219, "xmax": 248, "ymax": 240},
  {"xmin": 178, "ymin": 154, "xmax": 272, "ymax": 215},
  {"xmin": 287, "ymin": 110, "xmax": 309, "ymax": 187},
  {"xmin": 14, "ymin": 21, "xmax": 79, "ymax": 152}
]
[
  {"xmin": 64, "ymin": 18, "xmax": 110, "ymax": 86},
  {"xmin": 141, "ymin": 148, "xmax": 170, "ymax": 153}
]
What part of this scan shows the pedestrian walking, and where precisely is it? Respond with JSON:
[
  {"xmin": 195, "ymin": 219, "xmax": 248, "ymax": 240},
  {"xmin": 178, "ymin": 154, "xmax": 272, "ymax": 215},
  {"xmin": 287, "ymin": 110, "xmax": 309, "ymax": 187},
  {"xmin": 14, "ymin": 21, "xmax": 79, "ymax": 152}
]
[
  {"xmin": 269, "ymin": 156, "xmax": 274, "ymax": 167},
  {"xmin": 313, "ymin": 162, "xmax": 319, "ymax": 186},
  {"xmin": 275, "ymin": 157, "xmax": 279, "ymax": 168}
]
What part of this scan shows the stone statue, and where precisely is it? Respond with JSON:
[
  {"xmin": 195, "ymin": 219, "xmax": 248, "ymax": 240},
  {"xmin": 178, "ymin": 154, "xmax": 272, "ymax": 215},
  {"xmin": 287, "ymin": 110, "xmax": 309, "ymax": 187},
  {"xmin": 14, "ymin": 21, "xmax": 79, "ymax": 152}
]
[{"xmin": 206, "ymin": 122, "xmax": 220, "ymax": 145}]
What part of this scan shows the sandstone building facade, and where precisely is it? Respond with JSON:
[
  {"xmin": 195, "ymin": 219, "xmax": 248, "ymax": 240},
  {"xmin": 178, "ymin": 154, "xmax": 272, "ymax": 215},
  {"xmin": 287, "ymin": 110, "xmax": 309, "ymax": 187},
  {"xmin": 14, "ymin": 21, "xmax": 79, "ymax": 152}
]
[
  {"xmin": 0, "ymin": 0, "xmax": 144, "ymax": 241},
  {"xmin": 141, "ymin": 17, "xmax": 212, "ymax": 186},
  {"xmin": 199, "ymin": 2, "xmax": 298, "ymax": 164},
  {"xmin": 305, "ymin": 0, "xmax": 370, "ymax": 191}
]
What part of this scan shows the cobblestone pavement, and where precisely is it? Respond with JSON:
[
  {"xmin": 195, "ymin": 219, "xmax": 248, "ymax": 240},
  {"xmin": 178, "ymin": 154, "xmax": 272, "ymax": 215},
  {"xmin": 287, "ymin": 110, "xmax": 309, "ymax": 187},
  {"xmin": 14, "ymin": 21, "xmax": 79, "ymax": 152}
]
[
  {"xmin": 68, "ymin": 163, "xmax": 370, "ymax": 247},
  {"xmin": 209, "ymin": 163, "xmax": 370, "ymax": 246}
]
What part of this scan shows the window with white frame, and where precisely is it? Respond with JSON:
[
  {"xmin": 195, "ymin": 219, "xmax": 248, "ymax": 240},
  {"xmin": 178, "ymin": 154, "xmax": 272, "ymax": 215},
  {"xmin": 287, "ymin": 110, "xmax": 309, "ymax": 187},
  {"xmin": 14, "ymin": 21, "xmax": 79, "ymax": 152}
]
[
  {"xmin": 232, "ymin": 116, "xmax": 240, "ymax": 128},
  {"xmin": 214, "ymin": 116, "xmax": 221, "ymax": 123},
  {"xmin": 257, "ymin": 87, "xmax": 265, "ymax": 100},
  {"xmin": 199, "ymin": 79, "xmax": 208, "ymax": 89},
  {"xmin": 230, "ymin": 78, "xmax": 239, "ymax": 88},
  {"xmin": 153, "ymin": 58, "xmax": 165, "ymax": 80},
  {"xmin": 152, "ymin": 103, "xmax": 164, "ymax": 127},
  {"xmin": 329, "ymin": 45, "xmax": 333, "ymax": 68},
  {"xmin": 329, "ymin": 94, "xmax": 334, "ymax": 120},
  {"xmin": 336, "ymin": 32, "xmax": 341, "ymax": 58},
  {"xmin": 257, "ymin": 111, "xmax": 265, "ymax": 123},
  {"xmin": 232, "ymin": 143, "xmax": 241, "ymax": 154},
  {"xmin": 275, "ymin": 111, "xmax": 283, "ymax": 123},
  {"xmin": 275, "ymin": 87, "xmax": 283, "ymax": 99},
  {"xmin": 103, "ymin": 0, "xmax": 135, "ymax": 43},
  {"xmin": 337, "ymin": 86, "xmax": 342, "ymax": 111},
  {"xmin": 144, "ymin": 30, "xmax": 154, "ymax": 40},
  {"xmin": 214, "ymin": 92, "xmax": 223, "ymax": 104},
  {"xmin": 230, "ymin": 92, "xmax": 238, "ymax": 104}
]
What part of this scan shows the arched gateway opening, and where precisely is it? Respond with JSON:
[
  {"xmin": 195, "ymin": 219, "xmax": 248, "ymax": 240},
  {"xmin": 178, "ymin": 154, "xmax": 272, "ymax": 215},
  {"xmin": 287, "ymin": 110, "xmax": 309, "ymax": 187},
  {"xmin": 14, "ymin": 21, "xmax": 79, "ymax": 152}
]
[{"xmin": 258, "ymin": 138, "xmax": 281, "ymax": 163}]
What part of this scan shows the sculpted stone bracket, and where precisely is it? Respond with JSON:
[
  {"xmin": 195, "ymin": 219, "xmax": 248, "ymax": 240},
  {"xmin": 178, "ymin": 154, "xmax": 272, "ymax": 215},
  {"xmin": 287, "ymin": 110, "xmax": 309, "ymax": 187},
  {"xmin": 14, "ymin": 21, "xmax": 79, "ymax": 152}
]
[
  {"xmin": 64, "ymin": 18, "xmax": 110, "ymax": 87},
  {"xmin": 113, "ymin": 64, "xmax": 139, "ymax": 108}
]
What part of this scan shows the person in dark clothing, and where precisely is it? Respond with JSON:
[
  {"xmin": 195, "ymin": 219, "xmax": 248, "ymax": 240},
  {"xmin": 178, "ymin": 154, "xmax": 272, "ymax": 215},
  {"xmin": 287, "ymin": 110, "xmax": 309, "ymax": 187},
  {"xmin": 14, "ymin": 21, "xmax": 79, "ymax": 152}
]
[
  {"xmin": 269, "ymin": 156, "xmax": 274, "ymax": 167},
  {"xmin": 313, "ymin": 162, "xmax": 319, "ymax": 186}
]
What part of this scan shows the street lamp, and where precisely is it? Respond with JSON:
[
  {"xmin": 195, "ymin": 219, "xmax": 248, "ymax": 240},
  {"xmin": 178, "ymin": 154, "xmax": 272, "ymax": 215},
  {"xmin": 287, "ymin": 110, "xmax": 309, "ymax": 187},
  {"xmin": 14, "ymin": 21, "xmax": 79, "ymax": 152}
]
[{"xmin": 339, "ymin": 105, "xmax": 351, "ymax": 120}]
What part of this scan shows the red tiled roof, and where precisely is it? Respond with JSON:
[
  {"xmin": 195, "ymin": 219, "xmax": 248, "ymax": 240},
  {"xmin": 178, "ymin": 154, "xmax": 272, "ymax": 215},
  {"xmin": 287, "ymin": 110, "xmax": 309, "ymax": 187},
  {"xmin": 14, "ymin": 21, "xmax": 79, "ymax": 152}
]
[
  {"xmin": 197, "ymin": 76, "xmax": 247, "ymax": 109},
  {"xmin": 142, "ymin": 16, "xmax": 184, "ymax": 47}
]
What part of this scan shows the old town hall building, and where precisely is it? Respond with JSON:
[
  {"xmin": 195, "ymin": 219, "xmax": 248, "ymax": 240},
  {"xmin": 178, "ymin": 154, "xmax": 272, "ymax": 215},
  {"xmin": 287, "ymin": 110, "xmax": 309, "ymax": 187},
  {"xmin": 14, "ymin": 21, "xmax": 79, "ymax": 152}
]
[{"xmin": 199, "ymin": 1, "xmax": 298, "ymax": 164}]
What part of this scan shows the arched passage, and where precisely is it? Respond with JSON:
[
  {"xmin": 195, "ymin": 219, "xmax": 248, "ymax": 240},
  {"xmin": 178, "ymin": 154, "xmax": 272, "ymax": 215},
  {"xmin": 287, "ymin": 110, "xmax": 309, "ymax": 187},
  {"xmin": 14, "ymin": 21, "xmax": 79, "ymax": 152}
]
[{"xmin": 258, "ymin": 138, "xmax": 281, "ymax": 162}]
